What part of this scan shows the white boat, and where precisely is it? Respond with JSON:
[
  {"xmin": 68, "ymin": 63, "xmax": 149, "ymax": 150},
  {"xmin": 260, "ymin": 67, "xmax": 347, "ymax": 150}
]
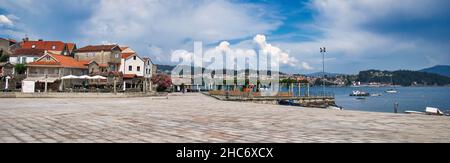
[
  {"xmin": 404, "ymin": 111, "xmax": 426, "ymax": 115},
  {"xmin": 350, "ymin": 90, "xmax": 370, "ymax": 96},
  {"xmin": 371, "ymin": 93, "xmax": 382, "ymax": 97},
  {"xmin": 328, "ymin": 106, "xmax": 343, "ymax": 110},
  {"xmin": 425, "ymin": 107, "xmax": 445, "ymax": 115},
  {"xmin": 386, "ymin": 75, "xmax": 398, "ymax": 94},
  {"xmin": 386, "ymin": 90, "xmax": 397, "ymax": 94}
]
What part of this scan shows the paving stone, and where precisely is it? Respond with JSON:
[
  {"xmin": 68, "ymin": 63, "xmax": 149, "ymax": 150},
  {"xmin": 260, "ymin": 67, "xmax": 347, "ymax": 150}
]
[{"xmin": 0, "ymin": 93, "xmax": 449, "ymax": 143}]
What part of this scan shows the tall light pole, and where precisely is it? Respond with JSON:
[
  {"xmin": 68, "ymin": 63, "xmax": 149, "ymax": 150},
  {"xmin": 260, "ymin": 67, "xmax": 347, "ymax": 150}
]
[{"xmin": 320, "ymin": 47, "xmax": 326, "ymax": 96}]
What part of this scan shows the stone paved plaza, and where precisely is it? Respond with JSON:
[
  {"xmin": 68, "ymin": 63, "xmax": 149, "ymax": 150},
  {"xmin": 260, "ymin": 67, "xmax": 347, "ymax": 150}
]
[{"xmin": 0, "ymin": 93, "xmax": 449, "ymax": 143}]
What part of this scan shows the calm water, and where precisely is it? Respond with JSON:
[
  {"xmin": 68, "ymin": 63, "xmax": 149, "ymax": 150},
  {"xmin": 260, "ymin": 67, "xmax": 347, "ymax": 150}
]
[{"xmin": 281, "ymin": 86, "xmax": 450, "ymax": 113}]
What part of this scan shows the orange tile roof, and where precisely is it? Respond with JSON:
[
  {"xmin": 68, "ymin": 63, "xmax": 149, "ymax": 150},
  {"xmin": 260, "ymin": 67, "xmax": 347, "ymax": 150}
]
[
  {"xmin": 78, "ymin": 60, "xmax": 91, "ymax": 65},
  {"xmin": 77, "ymin": 45, "xmax": 120, "ymax": 52},
  {"xmin": 28, "ymin": 53, "xmax": 87, "ymax": 69},
  {"xmin": 22, "ymin": 41, "xmax": 66, "ymax": 51},
  {"xmin": 12, "ymin": 48, "xmax": 46, "ymax": 57},
  {"xmin": 123, "ymin": 74, "xmax": 138, "ymax": 79},
  {"xmin": 66, "ymin": 43, "xmax": 76, "ymax": 53},
  {"xmin": 121, "ymin": 53, "xmax": 135, "ymax": 59},
  {"xmin": 99, "ymin": 64, "xmax": 108, "ymax": 67}
]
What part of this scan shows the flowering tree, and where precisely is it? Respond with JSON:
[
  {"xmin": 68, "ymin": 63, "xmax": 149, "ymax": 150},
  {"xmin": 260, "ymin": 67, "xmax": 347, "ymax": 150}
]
[{"xmin": 151, "ymin": 73, "xmax": 172, "ymax": 92}]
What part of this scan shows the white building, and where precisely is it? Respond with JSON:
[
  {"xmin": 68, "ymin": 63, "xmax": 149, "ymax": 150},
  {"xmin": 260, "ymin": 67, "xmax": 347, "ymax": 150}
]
[
  {"xmin": 119, "ymin": 53, "xmax": 145, "ymax": 77},
  {"xmin": 9, "ymin": 48, "xmax": 45, "ymax": 64},
  {"xmin": 142, "ymin": 57, "xmax": 153, "ymax": 79}
]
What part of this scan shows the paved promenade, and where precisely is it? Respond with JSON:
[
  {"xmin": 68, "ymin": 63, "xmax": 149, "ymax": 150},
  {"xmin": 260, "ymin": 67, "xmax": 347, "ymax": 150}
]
[{"xmin": 0, "ymin": 93, "xmax": 449, "ymax": 143}]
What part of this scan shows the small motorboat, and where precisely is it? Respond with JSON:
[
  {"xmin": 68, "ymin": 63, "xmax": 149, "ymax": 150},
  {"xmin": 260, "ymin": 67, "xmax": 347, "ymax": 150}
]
[
  {"xmin": 425, "ymin": 107, "xmax": 445, "ymax": 116},
  {"xmin": 386, "ymin": 89, "xmax": 397, "ymax": 94},
  {"xmin": 404, "ymin": 111, "xmax": 426, "ymax": 115},
  {"xmin": 350, "ymin": 90, "xmax": 370, "ymax": 96},
  {"xmin": 371, "ymin": 93, "xmax": 382, "ymax": 97}
]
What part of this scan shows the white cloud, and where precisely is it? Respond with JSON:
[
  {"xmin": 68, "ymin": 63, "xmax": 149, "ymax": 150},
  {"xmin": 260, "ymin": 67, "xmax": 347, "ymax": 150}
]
[
  {"xmin": 0, "ymin": 15, "xmax": 13, "ymax": 26},
  {"xmin": 80, "ymin": 0, "xmax": 282, "ymax": 60},
  {"xmin": 273, "ymin": 0, "xmax": 450, "ymax": 73},
  {"xmin": 171, "ymin": 34, "xmax": 313, "ymax": 71}
]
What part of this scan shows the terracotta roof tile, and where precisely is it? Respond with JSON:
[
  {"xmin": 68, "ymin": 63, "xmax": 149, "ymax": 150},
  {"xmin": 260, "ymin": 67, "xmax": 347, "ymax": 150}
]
[
  {"xmin": 77, "ymin": 45, "xmax": 120, "ymax": 52},
  {"xmin": 99, "ymin": 64, "xmax": 108, "ymax": 67},
  {"xmin": 28, "ymin": 53, "xmax": 87, "ymax": 69},
  {"xmin": 121, "ymin": 53, "xmax": 135, "ymax": 59},
  {"xmin": 123, "ymin": 74, "xmax": 138, "ymax": 79},
  {"xmin": 12, "ymin": 48, "xmax": 46, "ymax": 57},
  {"xmin": 21, "ymin": 41, "xmax": 66, "ymax": 51}
]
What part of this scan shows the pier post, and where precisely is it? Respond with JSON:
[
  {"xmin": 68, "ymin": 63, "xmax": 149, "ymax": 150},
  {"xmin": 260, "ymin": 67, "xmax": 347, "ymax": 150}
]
[
  {"xmin": 307, "ymin": 83, "xmax": 310, "ymax": 97},
  {"xmin": 394, "ymin": 102, "xmax": 399, "ymax": 113},
  {"xmin": 113, "ymin": 77, "xmax": 117, "ymax": 94},
  {"xmin": 290, "ymin": 83, "xmax": 295, "ymax": 96}
]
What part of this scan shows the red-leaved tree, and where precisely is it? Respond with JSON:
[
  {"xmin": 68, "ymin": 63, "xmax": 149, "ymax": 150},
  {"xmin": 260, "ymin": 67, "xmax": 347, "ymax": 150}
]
[{"xmin": 151, "ymin": 73, "xmax": 173, "ymax": 92}]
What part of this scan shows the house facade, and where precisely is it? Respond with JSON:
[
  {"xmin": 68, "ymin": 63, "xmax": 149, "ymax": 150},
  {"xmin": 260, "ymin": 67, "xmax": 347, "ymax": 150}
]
[
  {"xmin": 9, "ymin": 48, "xmax": 46, "ymax": 65},
  {"xmin": 75, "ymin": 45, "xmax": 122, "ymax": 73},
  {"xmin": 25, "ymin": 52, "xmax": 88, "ymax": 92},
  {"xmin": 0, "ymin": 38, "xmax": 16, "ymax": 56},
  {"xmin": 119, "ymin": 53, "xmax": 145, "ymax": 77}
]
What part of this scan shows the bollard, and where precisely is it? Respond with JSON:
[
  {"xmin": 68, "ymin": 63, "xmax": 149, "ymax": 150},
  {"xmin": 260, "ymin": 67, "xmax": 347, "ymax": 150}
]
[{"xmin": 394, "ymin": 102, "xmax": 399, "ymax": 113}]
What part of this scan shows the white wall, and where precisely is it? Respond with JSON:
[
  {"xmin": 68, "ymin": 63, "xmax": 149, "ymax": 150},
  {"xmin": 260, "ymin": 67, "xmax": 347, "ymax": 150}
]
[
  {"xmin": 144, "ymin": 60, "xmax": 153, "ymax": 78},
  {"xmin": 9, "ymin": 57, "xmax": 17, "ymax": 64},
  {"xmin": 120, "ymin": 55, "xmax": 145, "ymax": 77},
  {"xmin": 9, "ymin": 56, "xmax": 38, "ymax": 64}
]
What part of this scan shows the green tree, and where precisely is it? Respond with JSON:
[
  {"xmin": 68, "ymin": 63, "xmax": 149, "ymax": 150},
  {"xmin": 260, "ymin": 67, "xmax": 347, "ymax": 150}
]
[{"xmin": 15, "ymin": 64, "xmax": 27, "ymax": 74}]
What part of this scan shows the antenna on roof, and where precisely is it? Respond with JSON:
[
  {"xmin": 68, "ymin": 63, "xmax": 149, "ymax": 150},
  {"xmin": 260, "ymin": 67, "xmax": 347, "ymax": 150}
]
[{"xmin": 23, "ymin": 34, "xmax": 29, "ymax": 42}]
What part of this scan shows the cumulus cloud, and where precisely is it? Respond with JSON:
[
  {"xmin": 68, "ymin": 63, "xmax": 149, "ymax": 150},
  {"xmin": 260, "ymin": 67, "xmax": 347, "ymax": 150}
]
[
  {"xmin": 274, "ymin": 0, "xmax": 450, "ymax": 73},
  {"xmin": 171, "ymin": 34, "xmax": 314, "ymax": 71},
  {"xmin": 80, "ymin": 0, "xmax": 282, "ymax": 60},
  {"xmin": 0, "ymin": 15, "xmax": 13, "ymax": 26}
]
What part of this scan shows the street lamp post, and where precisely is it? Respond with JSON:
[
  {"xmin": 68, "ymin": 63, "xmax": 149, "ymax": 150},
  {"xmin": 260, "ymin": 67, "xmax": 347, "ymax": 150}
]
[{"xmin": 320, "ymin": 47, "xmax": 326, "ymax": 97}]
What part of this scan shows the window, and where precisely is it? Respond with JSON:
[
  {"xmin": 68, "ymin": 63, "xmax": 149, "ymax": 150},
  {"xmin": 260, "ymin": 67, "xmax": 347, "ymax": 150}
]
[
  {"xmin": 137, "ymin": 66, "xmax": 140, "ymax": 72},
  {"xmin": 31, "ymin": 44, "xmax": 36, "ymax": 49},
  {"xmin": 128, "ymin": 66, "xmax": 132, "ymax": 71},
  {"xmin": 115, "ymin": 54, "xmax": 119, "ymax": 58},
  {"xmin": 51, "ymin": 45, "xmax": 56, "ymax": 50},
  {"xmin": 133, "ymin": 56, "xmax": 136, "ymax": 60},
  {"xmin": 21, "ymin": 57, "xmax": 26, "ymax": 64}
]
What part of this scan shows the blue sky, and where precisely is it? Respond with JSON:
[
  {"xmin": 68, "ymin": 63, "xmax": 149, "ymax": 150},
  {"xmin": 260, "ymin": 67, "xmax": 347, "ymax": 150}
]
[{"xmin": 1, "ymin": 0, "xmax": 449, "ymax": 74}]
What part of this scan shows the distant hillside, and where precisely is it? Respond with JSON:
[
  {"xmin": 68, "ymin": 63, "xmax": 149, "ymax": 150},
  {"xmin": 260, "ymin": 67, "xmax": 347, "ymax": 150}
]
[
  {"xmin": 306, "ymin": 72, "xmax": 344, "ymax": 78},
  {"xmin": 155, "ymin": 64, "xmax": 176, "ymax": 74},
  {"xmin": 420, "ymin": 65, "xmax": 450, "ymax": 77},
  {"xmin": 358, "ymin": 70, "xmax": 450, "ymax": 86}
]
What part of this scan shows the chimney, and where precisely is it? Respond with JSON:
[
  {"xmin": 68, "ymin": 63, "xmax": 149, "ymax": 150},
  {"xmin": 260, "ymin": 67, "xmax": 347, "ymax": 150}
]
[
  {"xmin": 23, "ymin": 37, "xmax": 29, "ymax": 42},
  {"xmin": 38, "ymin": 39, "xmax": 43, "ymax": 41}
]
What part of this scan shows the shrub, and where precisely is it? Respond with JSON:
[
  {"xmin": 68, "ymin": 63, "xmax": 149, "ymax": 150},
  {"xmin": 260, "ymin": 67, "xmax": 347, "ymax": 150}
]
[{"xmin": 151, "ymin": 74, "xmax": 172, "ymax": 92}]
